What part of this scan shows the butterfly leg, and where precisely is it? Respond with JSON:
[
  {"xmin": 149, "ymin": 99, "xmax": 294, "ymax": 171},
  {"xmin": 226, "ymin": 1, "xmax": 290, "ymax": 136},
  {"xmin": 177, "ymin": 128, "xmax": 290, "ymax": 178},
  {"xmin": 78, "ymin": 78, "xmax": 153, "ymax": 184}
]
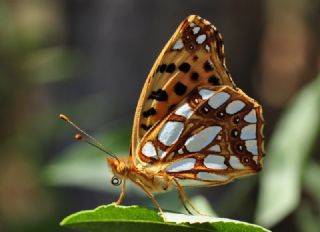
[
  {"xmin": 113, "ymin": 178, "xmax": 126, "ymax": 205},
  {"xmin": 173, "ymin": 178, "xmax": 209, "ymax": 216},
  {"xmin": 133, "ymin": 178, "xmax": 166, "ymax": 221},
  {"xmin": 177, "ymin": 190, "xmax": 193, "ymax": 215}
]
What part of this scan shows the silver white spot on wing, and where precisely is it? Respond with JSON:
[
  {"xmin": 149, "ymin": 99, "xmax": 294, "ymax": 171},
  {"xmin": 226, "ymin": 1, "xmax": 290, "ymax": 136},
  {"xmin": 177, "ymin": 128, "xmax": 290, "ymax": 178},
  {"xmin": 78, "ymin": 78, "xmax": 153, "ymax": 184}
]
[
  {"xmin": 208, "ymin": 92, "xmax": 230, "ymax": 109},
  {"xmin": 229, "ymin": 156, "xmax": 245, "ymax": 169},
  {"xmin": 199, "ymin": 89, "xmax": 215, "ymax": 100},
  {"xmin": 204, "ymin": 155, "xmax": 227, "ymax": 169},
  {"xmin": 178, "ymin": 149, "xmax": 184, "ymax": 154},
  {"xmin": 175, "ymin": 103, "xmax": 193, "ymax": 119},
  {"xmin": 244, "ymin": 109, "xmax": 257, "ymax": 123},
  {"xmin": 185, "ymin": 126, "xmax": 222, "ymax": 152},
  {"xmin": 173, "ymin": 39, "xmax": 184, "ymax": 50},
  {"xmin": 192, "ymin": 26, "xmax": 200, "ymax": 34},
  {"xmin": 197, "ymin": 172, "xmax": 229, "ymax": 181},
  {"xmin": 205, "ymin": 44, "xmax": 210, "ymax": 52},
  {"xmin": 252, "ymin": 156, "xmax": 259, "ymax": 164},
  {"xmin": 245, "ymin": 140, "xmax": 258, "ymax": 155},
  {"xmin": 158, "ymin": 121, "xmax": 184, "ymax": 146},
  {"xmin": 166, "ymin": 158, "xmax": 196, "ymax": 172},
  {"xmin": 208, "ymin": 144, "xmax": 221, "ymax": 152},
  {"xmin": 240, "ymin": 124, "xmax": 256, "ymax": 140},
  {"xmin": 142, "ymin": 141, "xmax": 158, "ymax": 159},
  {"xmin": 196, "ymin": 34, "xmax": 207, "ymax": 44},
  {"xmin": 226, "ymin": 100, "xmax": 246, "ymax": 115}
]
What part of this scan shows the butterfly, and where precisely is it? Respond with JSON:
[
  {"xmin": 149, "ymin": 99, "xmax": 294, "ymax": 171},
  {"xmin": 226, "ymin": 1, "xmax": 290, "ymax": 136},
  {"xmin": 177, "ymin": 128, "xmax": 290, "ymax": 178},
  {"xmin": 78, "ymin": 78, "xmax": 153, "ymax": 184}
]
[{"xmin": 61, "ymin": 15, "xmax": 264, "ymax": 217}]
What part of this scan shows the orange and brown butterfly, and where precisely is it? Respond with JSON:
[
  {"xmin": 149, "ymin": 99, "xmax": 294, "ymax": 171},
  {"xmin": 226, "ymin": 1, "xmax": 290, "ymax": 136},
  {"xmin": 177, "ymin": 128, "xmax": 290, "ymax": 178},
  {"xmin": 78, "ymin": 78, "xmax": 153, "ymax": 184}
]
[{"xmin": 60, "ymin": 15, "xmax": 264, "ymax": 217}]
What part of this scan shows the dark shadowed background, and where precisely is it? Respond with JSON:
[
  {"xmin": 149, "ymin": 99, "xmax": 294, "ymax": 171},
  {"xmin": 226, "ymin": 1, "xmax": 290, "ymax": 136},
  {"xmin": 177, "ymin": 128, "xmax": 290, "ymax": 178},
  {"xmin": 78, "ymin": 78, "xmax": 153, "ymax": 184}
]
[{"xmin": 0, "ymin": 0, "xmax": 319, "ymax": 232}]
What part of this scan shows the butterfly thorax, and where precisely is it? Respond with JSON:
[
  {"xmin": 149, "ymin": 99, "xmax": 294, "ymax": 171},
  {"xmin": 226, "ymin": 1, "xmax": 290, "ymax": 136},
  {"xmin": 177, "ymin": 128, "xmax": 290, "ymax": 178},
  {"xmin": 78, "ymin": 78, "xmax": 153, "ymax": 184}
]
[{"xmin": 107, "ymin": 158, "xmax": 174, "ymax": 193}]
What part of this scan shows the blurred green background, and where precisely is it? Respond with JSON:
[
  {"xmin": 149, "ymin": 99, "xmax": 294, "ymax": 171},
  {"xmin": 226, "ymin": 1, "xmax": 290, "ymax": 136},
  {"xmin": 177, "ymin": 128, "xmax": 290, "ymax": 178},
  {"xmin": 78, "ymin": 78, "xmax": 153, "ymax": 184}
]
[{"xmin": 0, "ymin": 0, "xmax": 319, "ymax": 232}]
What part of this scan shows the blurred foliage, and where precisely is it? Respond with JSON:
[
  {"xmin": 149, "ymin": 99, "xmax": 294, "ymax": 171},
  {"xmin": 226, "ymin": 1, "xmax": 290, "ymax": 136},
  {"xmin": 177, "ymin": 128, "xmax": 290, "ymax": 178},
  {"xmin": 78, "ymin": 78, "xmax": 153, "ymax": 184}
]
[
  {"xmin": 43, "ymin": 125, "xmax": 132, "ymax": 192},
  {"xmin": 0, "ymin": 1, "xmax": 76, "ymax": 231},
  {"xmin": 256, "ymin": 74, "xmax": 320, "ymax": 228}
]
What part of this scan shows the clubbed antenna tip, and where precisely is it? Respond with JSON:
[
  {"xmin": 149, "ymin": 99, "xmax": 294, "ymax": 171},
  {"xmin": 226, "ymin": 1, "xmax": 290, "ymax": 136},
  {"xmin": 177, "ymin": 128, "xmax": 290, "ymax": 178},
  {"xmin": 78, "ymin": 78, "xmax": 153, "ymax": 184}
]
[{"xmin": 59, "ymin": 113, "xmax": 120, "ymax": 163}]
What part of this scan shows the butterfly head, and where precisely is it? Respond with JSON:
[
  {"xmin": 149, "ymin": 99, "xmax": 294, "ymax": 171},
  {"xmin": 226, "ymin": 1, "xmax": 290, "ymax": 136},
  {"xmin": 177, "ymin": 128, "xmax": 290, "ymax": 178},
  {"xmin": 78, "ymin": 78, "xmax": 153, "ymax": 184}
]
[{"xmin": 107, "ymin": 157, "xmax": 130, "ymax": 186}]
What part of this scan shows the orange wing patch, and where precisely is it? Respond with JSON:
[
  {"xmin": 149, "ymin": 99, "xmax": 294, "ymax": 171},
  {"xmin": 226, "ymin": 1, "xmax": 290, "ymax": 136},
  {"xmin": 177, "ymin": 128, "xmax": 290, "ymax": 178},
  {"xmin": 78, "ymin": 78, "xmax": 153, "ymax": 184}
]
[{"xmin": 131, "ymin": 16, "xmax": 236, "ymax": 154}]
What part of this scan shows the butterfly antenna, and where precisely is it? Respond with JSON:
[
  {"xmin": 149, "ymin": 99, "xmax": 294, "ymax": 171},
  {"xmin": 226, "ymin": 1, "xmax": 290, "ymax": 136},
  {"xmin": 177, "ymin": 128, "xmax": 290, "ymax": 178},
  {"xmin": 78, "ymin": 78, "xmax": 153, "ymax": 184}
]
[{"xmin": 59, "ymin": 114, "xmax": 120, "ymax": 163}]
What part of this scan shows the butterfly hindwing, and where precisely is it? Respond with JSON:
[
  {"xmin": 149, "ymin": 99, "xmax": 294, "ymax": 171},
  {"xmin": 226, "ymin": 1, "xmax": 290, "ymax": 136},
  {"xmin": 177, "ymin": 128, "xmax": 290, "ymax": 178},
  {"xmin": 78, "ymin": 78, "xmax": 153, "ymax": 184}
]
[
  {"xmin": 137, "ymin": 86, "xmax": 264, "ymax": 186},
  {"xmin": 131, "ymin": 15, "xmax": 236, "ymax": 155}
]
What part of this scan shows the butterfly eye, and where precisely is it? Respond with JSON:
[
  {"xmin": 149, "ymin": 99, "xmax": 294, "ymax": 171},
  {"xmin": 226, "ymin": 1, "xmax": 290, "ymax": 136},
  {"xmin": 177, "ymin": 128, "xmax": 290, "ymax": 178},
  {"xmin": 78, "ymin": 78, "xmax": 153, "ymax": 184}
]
[{"xmin": 111, "ymin": 176, "xmax": 122, "ymax": 186}]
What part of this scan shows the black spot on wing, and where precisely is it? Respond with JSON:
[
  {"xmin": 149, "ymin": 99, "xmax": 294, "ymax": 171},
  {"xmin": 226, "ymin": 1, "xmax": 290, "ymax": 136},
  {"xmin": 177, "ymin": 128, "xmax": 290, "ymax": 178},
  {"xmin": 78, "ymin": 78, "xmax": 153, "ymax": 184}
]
[
  {"xmin": 178, "ymin": 62, "xmax": 191, "ymax": 73},
  {"xmin": 159, "ymin": 64, "xmax": 167, "ymax": 73},
  {"xmin": 190, "ymin": 72, "xmax": 199, "ymax": 81},
  {"xmin": 140, "ymin": 124, "xmax": 152, "ymax": 131},
  {"xmin": 203, "ymin": 60, "xmax": 214, "ymax": 72},
  {"xmin": 236, "ymin": 143, "xmax": 244, "ymax": 153},
  {"xmin": 142, "ymin": 107, "xmax": 156, "ymax": 117},
  {"xmin": 148, "ymin": 89, "xmax": 168, "ymax": 101},
  {"xmin": 166, "ymin": 63, "xmax": 176, "ymax": 73},
  {"xmin": 233, "ymin": 116, "xmax": 240, "ymax": 124},
  {"xmin": 174, "ymin": 82, "xmax": 187, "ymax": 96},
  {"xmin": 217, "ymin": 111, "xmax": 225, "ymax": 118},
  {"xmin": 208, "ymin": 75, "xmax": 220, "ymax": 85},
  {"xmin": 231, "ymin": 128, "xmax": 239, "ymax": 138}
]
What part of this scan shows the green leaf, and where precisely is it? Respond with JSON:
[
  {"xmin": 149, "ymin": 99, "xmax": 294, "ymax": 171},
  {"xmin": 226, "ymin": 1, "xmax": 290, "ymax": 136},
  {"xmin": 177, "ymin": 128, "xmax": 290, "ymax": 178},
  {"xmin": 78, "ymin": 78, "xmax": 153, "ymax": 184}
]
[
  {"xmin": 296, "ymin": 202, "xmax": 320, "ymax": 232},
  {"xmin": 60, "ymin": 204, "xmax": 270, "ymax": 232},
  {"xmin": 303, "ymin": 162, "xmax": 320, "ymax": 205},
  {"xmin": 256, "ymin": 75, "xmax": 320, "ymax": 227}
]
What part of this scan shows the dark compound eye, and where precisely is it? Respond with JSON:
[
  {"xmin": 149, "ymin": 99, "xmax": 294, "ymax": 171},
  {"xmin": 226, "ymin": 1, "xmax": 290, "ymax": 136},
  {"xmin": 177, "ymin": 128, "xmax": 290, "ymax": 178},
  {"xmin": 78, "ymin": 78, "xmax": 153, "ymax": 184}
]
[{"xmin": 111, "ymin": 176, "xmax": 122, "ymax": 186}]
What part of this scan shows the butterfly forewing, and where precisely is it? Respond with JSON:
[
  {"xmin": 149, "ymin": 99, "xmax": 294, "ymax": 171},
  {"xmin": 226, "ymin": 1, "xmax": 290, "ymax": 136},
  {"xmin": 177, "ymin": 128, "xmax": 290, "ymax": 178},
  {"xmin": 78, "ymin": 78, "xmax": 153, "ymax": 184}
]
[
  {"xmin": 137, "ymin": 85, "xmax": 264, "ymax": 186},
  {"xmin": 131, "ymin": 15, "xmax": 236, "ymax": 155}
]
